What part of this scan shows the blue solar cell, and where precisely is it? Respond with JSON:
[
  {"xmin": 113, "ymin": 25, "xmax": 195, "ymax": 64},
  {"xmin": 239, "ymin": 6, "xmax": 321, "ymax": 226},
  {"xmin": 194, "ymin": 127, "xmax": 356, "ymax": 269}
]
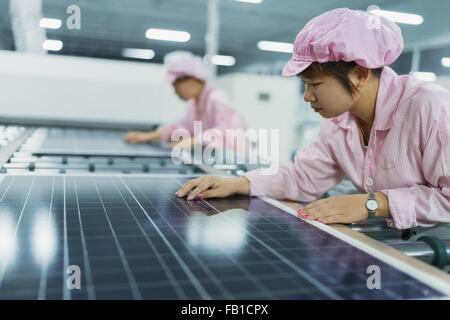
[{"xmin": 0, "ymin": 175, "xmax": 447, "ymax": 299}]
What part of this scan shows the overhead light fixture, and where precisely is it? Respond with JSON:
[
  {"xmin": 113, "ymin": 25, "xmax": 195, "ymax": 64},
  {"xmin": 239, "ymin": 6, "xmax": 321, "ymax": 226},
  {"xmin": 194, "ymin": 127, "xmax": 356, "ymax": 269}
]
[
  {"xmin": 441, "ymin": 57, "xmax": 450, "ymax": 68},
  {"xmin": 39, "ymin": 18, "xmax": 62, "ymax": 29},
  {"xmin": 122, "ymin": 48, "xmax": 155, "ymax": 60},
  {"xmin": 145, "ymin": 28, "xmax": 191, "ymax": 42},
  {"xmin": 43, "ymin": 39, "xmax": 63, "ymax": 51},
  {"xmin": 410, "ymin": 72, "xmax": 436, "ymax": 82},
  {"xmin": 234, "ymin": 0, "xmax": 263, "ymax": 4},
  {"xmin": 368, "ymin": 8, "xmax": 424, "ymax": 25},
  {"xmin": 209, "ymin": 55, "xmax": 236, "ymax": 66},
  {"xmin": 257, "ymin": 41, "xmax": 293, "ymax": 53}
]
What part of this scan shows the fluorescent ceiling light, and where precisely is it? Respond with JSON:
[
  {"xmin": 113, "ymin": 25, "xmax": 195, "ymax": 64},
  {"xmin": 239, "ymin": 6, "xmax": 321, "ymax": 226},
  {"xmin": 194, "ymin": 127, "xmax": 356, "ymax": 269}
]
[
  {"xmin": 234, "ymin": 0, "xmax": 263, "ymax": 4},
  {"xmin": 368, "ymin": 8, "xmax": 424, "ymax": 25},
  {"xmin": 122, "ymin": 48, "xmax": 155, "ymax": 60},
  {"xmin": 257, "ymin": 41, "xmax": 293, "ymax": 53},
  {"xmin": 39, "ymin": 18, "xmax": 62, "ymax": 29},
  {"xmin": 210, "ymin": 55, "xmax": 236, "ymax": 66},
  {"xmin": 410, "ymin": 72, "xmax": 436, "ymax": 82},
  {"xmin": 43, "ymin": 39, "xmax": 63, "ymax": 51},
  {"xmin": 441, "ymin": 57, "xmax": 450, "ymax": 68},
  {"xmin": 145, "ymin": 28, "xmax": 191, "ymax": 42}
]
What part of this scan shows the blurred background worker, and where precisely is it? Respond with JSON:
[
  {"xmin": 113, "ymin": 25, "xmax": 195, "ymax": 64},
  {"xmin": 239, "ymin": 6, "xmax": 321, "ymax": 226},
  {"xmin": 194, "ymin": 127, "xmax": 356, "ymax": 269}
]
[{"xmin": 125, "ymin": 52, "xmax": 247, "ymax": 150}]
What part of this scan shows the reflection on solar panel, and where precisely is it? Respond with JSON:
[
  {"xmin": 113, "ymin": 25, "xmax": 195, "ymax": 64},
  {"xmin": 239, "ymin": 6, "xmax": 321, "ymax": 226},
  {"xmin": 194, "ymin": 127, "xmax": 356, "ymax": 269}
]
[
  {"xmin": 0, "ymin": 175, "xmax": 446, "ymax": 299},
  {"xmin": 21, "ymin": 128, "xmax": 172, "ymax": 157}
]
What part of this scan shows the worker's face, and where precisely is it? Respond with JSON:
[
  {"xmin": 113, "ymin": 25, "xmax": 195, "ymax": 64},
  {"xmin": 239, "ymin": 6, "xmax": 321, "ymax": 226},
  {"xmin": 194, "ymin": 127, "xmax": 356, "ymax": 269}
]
[
  {"xmin": 300, "ymin": 74, "xmax": 356, "ymax": 118},
  {"xmin": 172, "ymin": 77, "xmax": 203, "ymax": 101}
]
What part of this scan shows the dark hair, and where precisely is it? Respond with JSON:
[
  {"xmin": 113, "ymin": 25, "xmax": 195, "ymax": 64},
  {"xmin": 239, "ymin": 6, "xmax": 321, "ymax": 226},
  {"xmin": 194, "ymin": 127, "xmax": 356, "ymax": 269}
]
[
  {"xmin": 173, "ymin": 76, "xmax": 205, "ymax": 86},
  {"xmin": 300, "ymin": 61, "xmax": 383, "ymax": 96},
  {"xmin": 173, "ymin": 76, "xmax": 192, "ymax": 85}
]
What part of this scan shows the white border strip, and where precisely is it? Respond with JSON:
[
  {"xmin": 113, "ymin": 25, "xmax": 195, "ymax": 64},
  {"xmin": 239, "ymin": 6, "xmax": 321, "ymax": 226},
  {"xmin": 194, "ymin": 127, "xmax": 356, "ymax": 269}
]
[
  {"xmin": 0, "ymin": 173, "xmax": 204, "ymax": 178},
  {"xmin": 262, "ymin": 197, "xmax": 450, "ymax": 297},
  {"xmin": 23, "ymin": 149, "xmax": 172, "ymax": 158}
]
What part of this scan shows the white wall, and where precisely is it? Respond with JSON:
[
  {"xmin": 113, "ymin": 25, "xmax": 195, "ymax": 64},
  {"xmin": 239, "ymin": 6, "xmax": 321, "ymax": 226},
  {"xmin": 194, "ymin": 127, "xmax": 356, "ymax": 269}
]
[
  {"xmin": 0, "ymin": 50, "xmax": 185, "ymax": 126},
  {"xmin": 215, "ymin": 73, "xmax": 300, "ymax": 163},
  {"xmin": 435, "ymin": 75, "xmax": 450, "ymax": 92},
  {"xmin": 0, "ymin": 51, "xmax": 306, "ymax": 162}
]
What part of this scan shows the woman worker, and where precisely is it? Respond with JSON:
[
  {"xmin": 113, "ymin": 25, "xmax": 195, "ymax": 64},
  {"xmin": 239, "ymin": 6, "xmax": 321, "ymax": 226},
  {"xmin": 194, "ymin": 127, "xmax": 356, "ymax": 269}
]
[
  {"xmin": 125, "ymin": 53, "xmax": 246, "ymax": 150},
  {"xmin": 175, "ymin": 8, "xmax": 450, "ymax": 230}
]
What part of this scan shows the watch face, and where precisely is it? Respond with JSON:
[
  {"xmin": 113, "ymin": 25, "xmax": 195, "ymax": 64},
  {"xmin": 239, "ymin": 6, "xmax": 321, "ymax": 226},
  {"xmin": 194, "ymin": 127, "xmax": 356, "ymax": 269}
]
[{"xmin": 366, "ymin": 199, "xmax": 378, "ymax": 211}]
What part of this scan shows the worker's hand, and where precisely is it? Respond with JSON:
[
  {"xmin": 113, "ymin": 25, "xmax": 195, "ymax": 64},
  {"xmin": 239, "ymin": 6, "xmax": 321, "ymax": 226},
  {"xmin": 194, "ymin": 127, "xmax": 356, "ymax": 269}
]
[
  {"xmin": 176, "ymin": 176, "xmax": 250, "ymax": 200},
  {"xmin": 124, "ymin": 130, "xmax": 160, "ymax": 144},
  {"xmin": 297, "ymin": 193, "xmax": 389, "ymax": 224}
]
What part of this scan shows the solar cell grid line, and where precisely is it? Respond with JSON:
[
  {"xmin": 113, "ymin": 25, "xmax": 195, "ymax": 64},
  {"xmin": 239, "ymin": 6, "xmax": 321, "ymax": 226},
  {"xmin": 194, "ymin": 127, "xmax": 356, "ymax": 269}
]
[
  {"xmin": 109, "ymin": 177, "xmax": 189, "ymax": 299},
  {"xmin": 165, "ymin": 182, "xmax": 330, "ymax": 296},
  {"xmin": 74, "ymin": 178, "xmax": 139, "ymax": 299},
  {"xmin": 79, "ymin": 176, "xmax": 195, "ymax": 299},
  {"xmin": 262, "ymin": 197, "xmax": 448, "ymax": 298},
  {"xmin": 168, "ymin": 180, "xmax": 340, "ymax": 300},
  {"xmin": 108, "ymin": 189, "xmax": 212, "ymax": 298},
  {"xmin": 37, "ymin": 176, "xmax": 55, "ymax": 300},
  {"xmin": 124, "ymin": 178, "xmax": 260, "ymax": 299},
  {"xmin": 91, "ymin": 177, "xmax": 143, "ymax": 300},
  {"xmin": 141, "ymin": 187, "xmax": 241, "ymax": 298},
  {"xmin": 33, "ymin": 177, "xmax": 66, "ymax": 300},
  {"xmin": 244, "ymin": 224, "xmax": 400, "ymax": 298},
  {"xmin": 155, "ymin": 185, "xmax": 323, "ymax": 299},
  {"xmin": 129, "ymin": 178, "xmax": 330, "ymax": 298},
  {"xmin": 0, "ymin": 176, "xmax": 36, "ymax": 289},
  {"xmin": 162, "ymin": 199, "xmax": 271, "ymax": 297},
  {"xmin": 72, "ymin": 177, "xmax": 96, "ymax": 299},
  {"xmin": 63, "ymin": 176, "xmax": 71, "ymax": 300},
  {"xmin": 0, "ymin": 176, "xmax": 15, "ymax": 202},
  {"xmin": 129, "ymin": 178, "xmax": 276, "ymax": 299},
  {"xmin": 171, "ymin": 177, "xmax": 448, "ymax": 299},
  {"xmin": 120, "ymin": 178, "xmax": 442, "ymax": 300},
  {"xmin": 255, "ymin": 203, "xmax": 383, "ymax": 266},
  {"xmin": 263, "ymin": 210, "xmax": 432, "ymax": 299},
  {"xmin": 234, "ymin": 211, "xmax": 383, "ymax": 293},
  {"xmin": 118, "ymin": 176, "xmax": 224, "ymax": 300}
]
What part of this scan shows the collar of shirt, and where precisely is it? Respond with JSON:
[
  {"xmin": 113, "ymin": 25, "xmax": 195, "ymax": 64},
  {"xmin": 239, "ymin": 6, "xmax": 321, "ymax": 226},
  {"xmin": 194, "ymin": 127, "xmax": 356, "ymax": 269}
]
[{"xmin": 331, "ymin": 66, "xmax": 402, "ymax": 132}]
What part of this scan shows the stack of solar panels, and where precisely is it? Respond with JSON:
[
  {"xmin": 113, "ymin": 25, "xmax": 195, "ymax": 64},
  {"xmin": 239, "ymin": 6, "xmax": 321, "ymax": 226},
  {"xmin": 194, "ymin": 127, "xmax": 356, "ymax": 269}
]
[
  {"xmin": 2, "ymin": 153, "xmax": 200, "ymax": 175},
  {"xmin": 0, "ymin": 126, "xmax": 27, "ymax": 147},
  {"xmin": 19, "ymin": 127, "xmax": 173, "ymax": 158},
  {"xmin": 1, "ymin": 127, "xmax": 201, "ymax": 175}
]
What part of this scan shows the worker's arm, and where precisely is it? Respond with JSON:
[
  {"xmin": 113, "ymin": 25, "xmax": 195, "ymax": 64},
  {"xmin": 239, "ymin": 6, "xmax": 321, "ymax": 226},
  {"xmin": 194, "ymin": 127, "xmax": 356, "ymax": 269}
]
[
  {"xmin": 299, "ymin": 192, "xmax": 390, "ymax": 224},
  {"xmin": 124, "ymin": 129, "xmax": 161, "ymax": 144},
  {"xmin": 176, "ymin": 176, "xmax": 250, "ymax": 200}
]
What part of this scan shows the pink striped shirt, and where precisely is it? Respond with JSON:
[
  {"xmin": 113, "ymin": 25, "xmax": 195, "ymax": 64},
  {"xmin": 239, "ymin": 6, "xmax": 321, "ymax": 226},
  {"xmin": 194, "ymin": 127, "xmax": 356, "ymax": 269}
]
[
  {"xmin": 159, "ymin": 84, "xmax": 247, "ymax": 149},
  {"xmin": 245, "ymin": 67, "xmax": 450, "ymax": 229}
]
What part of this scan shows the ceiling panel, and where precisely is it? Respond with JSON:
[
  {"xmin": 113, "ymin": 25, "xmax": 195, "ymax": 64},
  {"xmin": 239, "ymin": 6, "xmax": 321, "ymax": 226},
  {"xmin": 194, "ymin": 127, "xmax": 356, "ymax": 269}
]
[{"xmin": 1, "ymin": 0, "xmax": 449, "ymax": 74}]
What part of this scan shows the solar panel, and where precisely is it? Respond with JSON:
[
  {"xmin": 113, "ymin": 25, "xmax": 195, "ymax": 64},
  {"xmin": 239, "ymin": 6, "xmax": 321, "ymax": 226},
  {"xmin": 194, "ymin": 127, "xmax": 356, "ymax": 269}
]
[
  {"xmin": 0, "ymin": 174, "xmax": 447, "ymax": 300},
  {"xmin": 20, "ymin": 128, "xmax": 172, "ymax": 157}
]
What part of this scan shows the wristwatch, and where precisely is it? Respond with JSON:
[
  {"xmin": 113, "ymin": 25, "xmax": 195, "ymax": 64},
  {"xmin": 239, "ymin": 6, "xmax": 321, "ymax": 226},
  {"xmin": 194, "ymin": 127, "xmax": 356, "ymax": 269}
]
[{"xmin": 365, "ymin": 192, "xmax": 378, "ymax": 219}]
